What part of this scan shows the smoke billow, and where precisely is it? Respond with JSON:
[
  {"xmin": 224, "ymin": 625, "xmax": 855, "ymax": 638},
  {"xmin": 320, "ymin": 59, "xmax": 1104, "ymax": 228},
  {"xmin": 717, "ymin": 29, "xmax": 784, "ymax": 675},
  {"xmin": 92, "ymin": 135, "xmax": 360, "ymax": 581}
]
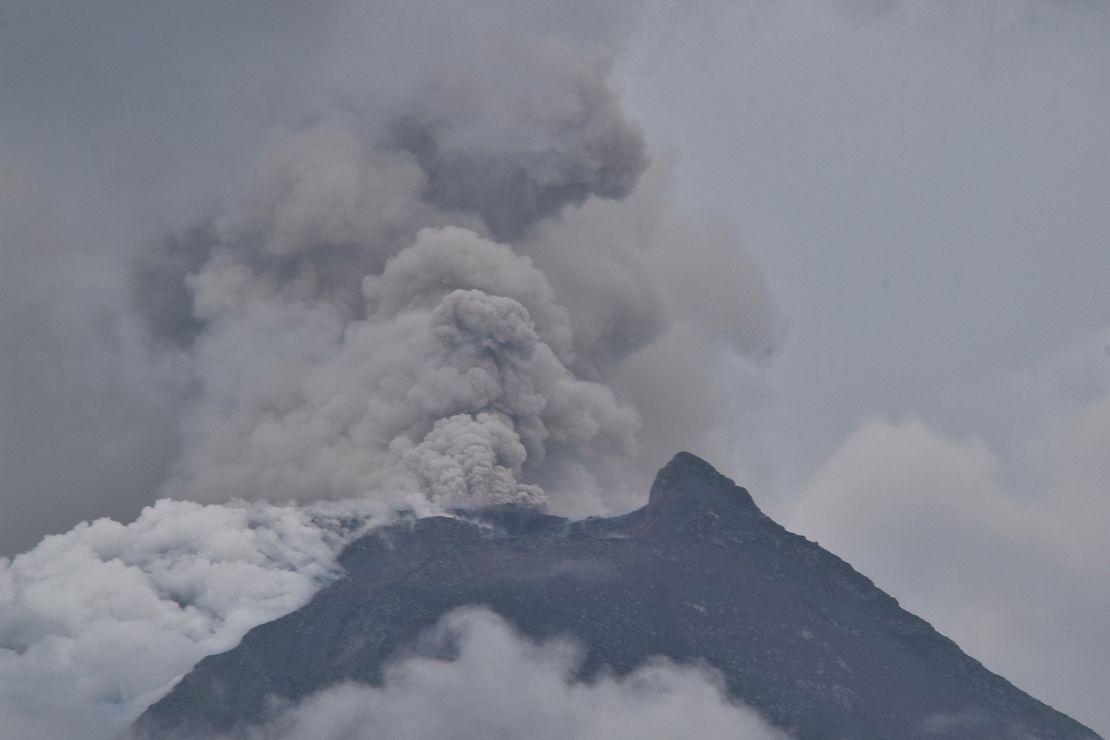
[
  {"xmin": 140, "ymin": 12, "xmax": 776, "ymax": 517},
  {"xmin": 0, "ymin": 498, "xmax": 361, "ymax": 740},
  {"xmin": 0, "ymin": 2, "xmax": 779, "ymax": 737}
]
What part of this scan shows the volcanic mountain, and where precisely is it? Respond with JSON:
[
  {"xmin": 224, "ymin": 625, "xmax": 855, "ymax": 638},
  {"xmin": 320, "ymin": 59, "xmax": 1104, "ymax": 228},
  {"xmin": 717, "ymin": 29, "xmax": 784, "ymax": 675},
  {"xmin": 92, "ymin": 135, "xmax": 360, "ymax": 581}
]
[{"xmin": 134, "ymin": 453, "xmax": 1099, "ymax": 739}]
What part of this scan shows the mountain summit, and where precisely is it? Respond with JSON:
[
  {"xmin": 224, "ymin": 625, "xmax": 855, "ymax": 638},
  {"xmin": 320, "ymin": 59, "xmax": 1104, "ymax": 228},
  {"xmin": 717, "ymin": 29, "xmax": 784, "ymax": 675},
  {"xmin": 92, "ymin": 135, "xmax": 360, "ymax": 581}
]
[{"xmin": 134, "ymin": 453, "xmax": 1098, "ymax": 739}]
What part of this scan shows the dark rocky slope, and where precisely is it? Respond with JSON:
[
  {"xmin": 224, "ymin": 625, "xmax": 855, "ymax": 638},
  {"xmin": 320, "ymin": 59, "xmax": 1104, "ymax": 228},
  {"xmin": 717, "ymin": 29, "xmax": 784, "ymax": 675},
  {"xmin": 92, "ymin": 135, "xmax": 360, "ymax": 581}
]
[{"xmin": 135, "ymin": 453, "xmax": 1099, "ymax": 739}]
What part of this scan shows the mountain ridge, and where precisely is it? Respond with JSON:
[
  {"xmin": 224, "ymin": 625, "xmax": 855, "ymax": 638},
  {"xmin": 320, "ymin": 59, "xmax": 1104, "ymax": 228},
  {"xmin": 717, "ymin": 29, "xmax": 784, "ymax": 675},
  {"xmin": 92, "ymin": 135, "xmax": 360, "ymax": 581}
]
[{"xmin": 134, "ymin": 453, "xmax": 1099, "ymax": 739}]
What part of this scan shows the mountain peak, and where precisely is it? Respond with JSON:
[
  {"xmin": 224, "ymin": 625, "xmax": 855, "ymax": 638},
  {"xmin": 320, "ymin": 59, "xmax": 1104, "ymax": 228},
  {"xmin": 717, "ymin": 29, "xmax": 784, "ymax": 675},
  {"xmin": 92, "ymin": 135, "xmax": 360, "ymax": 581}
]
[
  {"xmin": 135, "ymin": 453, "xmax": 1099, "ymax": 740},
  {"xmin": 647, "ymin": 451, "xmax": 758, "ymax": 513}
]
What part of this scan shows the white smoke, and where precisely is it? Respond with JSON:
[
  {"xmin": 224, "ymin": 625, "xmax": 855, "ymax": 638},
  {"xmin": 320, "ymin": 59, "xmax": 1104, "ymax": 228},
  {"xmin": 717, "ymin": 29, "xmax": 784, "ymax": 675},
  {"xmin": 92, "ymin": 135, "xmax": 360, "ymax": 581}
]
[
  {"xmin": 0, "ymin": 498, "xmax": 368, "ymax": 740},
  {"xmin": 252, "ymin": 608, "xmax": 788, "ymax": 740}
]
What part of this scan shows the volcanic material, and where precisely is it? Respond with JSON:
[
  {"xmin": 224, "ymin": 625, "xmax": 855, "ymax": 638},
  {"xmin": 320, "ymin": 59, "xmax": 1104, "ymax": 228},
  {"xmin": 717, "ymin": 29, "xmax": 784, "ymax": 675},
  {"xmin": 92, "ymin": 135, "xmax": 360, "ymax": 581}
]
[{"xmin": 134, "ymin": 453, "xmax": 1099, "ymax": 740}]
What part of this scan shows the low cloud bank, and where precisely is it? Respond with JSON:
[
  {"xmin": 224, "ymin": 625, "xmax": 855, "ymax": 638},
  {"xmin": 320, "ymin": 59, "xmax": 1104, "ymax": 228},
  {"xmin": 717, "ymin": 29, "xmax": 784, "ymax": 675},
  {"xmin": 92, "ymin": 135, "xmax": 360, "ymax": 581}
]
[
  {"xmin": 788, "ymin": 395, "xmax": 1110, "ymax": 734},
  {"xmin": 253, "ymin": 608, "xmax": 787, "ymax": 740},
  {"xmin": 0, "ymin": 498, "xmax": 362, "ymax": 740}
]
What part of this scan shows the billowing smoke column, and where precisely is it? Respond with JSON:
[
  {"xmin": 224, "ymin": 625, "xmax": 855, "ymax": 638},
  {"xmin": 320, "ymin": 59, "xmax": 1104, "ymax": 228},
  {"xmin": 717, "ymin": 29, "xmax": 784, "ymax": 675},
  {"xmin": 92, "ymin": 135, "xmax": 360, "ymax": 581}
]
[
  {"xmin": 0, "ymin": 498, "xmax": 355, "ymax": 740},
  {"xmin": 138, "ymin": 30, "xmax": 777, "ymax": 516},
  {"xmin": 0, "ymin": 5, "xmax": 777, "ymax": 738}
]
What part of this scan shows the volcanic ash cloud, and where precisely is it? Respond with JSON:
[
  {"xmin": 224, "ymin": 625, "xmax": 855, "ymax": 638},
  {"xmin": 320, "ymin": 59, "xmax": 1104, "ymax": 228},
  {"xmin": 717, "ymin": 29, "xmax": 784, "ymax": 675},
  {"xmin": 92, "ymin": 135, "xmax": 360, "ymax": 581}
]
[
  {"xmin": 0, "ymin": 8, "xmax": 780, "ymax": 739},
  {"xmin": 141, "ymin": 31, "xmax": 777, "ymax": 517}
]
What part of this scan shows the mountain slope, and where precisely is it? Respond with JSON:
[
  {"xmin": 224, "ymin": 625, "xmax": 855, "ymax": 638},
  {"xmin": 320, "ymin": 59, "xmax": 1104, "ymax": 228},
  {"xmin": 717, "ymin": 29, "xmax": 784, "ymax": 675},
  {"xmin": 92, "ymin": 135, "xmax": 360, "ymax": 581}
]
[{"xmin": 134, "ymin": 453, "xmax": 1099, "ymax": 739}]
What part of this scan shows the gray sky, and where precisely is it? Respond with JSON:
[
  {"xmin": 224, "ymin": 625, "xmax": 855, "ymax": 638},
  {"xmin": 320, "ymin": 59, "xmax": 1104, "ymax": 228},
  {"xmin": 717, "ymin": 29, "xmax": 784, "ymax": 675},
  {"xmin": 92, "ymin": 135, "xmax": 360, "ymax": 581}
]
[
  {"xmin": 619, "ymin": 1, "xmax": 1110, "ymax": 732},
  {"xmin": 1, "ymin": 0, "xmax": 1107, "ymax": 736}
]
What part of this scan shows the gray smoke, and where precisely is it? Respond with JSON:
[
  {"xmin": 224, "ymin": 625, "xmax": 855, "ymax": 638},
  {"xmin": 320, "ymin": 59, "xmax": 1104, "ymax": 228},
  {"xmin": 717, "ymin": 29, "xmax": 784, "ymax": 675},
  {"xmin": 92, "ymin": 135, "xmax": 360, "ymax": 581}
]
[
  {"xmin": 0, "ymin": 2, "xmax": 778, "ymax": 737},
  {"xmin": 385, "ymin": 38, "xmax": 648, "ymax": 242},
  {"xmin": 134, "ymin": 8, "xmax": 777, "ymax": 517},
  {"xmin": 0, "ymin": 0, "xmax": 777, "ymax": 545}
]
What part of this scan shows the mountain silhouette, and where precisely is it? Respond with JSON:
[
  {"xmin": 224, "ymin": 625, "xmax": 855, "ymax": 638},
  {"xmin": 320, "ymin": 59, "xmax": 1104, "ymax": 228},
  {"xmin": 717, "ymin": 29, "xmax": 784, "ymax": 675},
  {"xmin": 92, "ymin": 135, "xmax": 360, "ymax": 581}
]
[{"xmin": 134, "ymin": 452, "xmax": 1099, "ymax": 739}]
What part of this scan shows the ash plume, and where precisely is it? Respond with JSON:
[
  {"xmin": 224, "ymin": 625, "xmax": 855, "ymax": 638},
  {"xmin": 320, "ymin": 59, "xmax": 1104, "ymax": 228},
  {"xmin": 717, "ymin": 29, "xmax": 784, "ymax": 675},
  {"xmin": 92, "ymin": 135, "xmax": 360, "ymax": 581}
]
[
  {"xmin": 0, "ymin": 2, "xmax": 777, "ymax": 737},
  {"xmin": 134, "ymin": 8, "xmax": 777, "ymax": 517}
]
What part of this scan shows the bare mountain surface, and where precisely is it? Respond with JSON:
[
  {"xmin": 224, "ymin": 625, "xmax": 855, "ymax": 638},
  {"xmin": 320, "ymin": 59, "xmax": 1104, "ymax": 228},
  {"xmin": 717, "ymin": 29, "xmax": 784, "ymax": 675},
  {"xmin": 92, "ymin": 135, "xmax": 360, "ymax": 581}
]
[{"xmin": 134, "ymin": 453, "xmax": 1099, "ymax": 739}]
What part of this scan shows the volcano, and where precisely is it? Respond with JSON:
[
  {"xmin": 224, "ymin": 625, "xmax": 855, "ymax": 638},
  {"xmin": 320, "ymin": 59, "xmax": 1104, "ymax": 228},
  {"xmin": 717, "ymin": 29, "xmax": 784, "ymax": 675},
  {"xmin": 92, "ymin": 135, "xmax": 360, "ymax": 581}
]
[{"xmin": 134, "ymin": 453, "xmax": 1098, "ymax": 739}]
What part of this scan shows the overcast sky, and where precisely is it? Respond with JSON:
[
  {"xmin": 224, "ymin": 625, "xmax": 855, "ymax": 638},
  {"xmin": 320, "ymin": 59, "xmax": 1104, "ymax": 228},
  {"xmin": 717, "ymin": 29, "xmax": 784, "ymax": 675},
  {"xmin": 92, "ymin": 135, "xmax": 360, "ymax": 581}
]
[
  {"xmin": 619, "ymin": 2, "xmax": 1110, "ymax": 732},
  {"xmin": 1, "ymin": 0, "xmax": 1107, "ymax": 736}
]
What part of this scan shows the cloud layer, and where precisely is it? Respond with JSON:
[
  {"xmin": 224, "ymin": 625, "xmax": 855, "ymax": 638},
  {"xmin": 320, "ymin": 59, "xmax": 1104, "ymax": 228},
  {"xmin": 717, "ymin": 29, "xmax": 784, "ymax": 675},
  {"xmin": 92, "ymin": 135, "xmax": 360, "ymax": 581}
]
[
  {"xmin": 788, "ymin": 403, "xmax": 1110, "ymax": 735},
  {"xmin": 0, "ymin": 498, "xmax": 360, "ymax": 740},
  {"xmin": 254, "ymin": 608, "xmax": 787, "ymax": 740}
]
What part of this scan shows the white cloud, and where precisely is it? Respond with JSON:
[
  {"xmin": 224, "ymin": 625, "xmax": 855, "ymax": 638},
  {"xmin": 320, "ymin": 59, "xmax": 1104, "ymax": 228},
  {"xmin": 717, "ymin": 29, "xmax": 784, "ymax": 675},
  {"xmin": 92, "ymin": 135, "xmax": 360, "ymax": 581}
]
[
  {"xmin": 787, "ymin": 405, "xmax": 1110, "ymax": 734},
  {"xmin": 0, "ymin": 499, "xmax": 358, "ymax": 740},
  {"xmin": 255, "ymin": 608, "xmax": 787, "ymax": 740}
]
